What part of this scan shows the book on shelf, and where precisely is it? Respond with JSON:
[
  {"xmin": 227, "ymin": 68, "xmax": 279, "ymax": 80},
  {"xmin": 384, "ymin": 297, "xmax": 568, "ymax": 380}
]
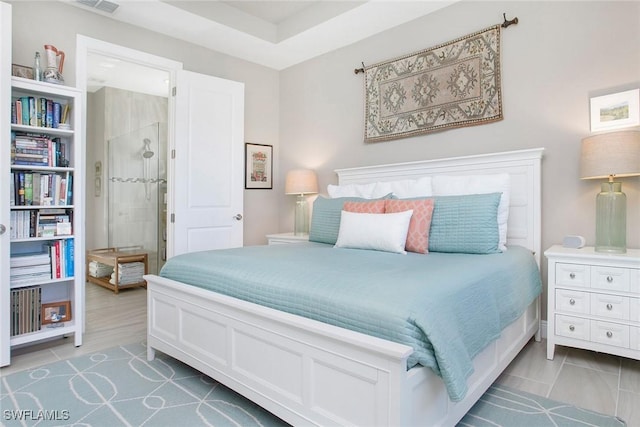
[
  {"xmin": 24, "ymin": 173, "xmax": 33, "ymax": 205},
  {"xmin": 12, "ymin": 99, "xmax": 19, "ymax": 124},
  {"xmin": 10, "ymin": 286, "xmax": 42, "ymax": 336},
  {"xmin": 10, "ymin": 251, "xmax": 51, "ymax": 286},
  {"xmin": 16, "ymin": 171, "xmax": 25, "ymax": 205},
  {"xmin": 9, "ymin": 210, "xmax": 36, "ymax": 239},
  {"xmin": 28, "ymin": 97, "xmax": 36, "ymax": 127},
  {"xmin": 10, "ymin": 264, "xmax": 51, "ymax": 277},
  {"xmin": 10, "ymin": 172, "xmax": 15, "ymax": 206},
  {"xmin": 11, "ymin": 97, "xmax": 70, "ymax": 130},
  {"xmin": 10, "ymin": 251, "xmax": 51, "ymax": 267},
  {"xmin": 66, "ymin": 238, "xmax": 75, "ymax": 277},
  {"xmin": 20, "ymin": 96, "xmax": 29, "ymax": 125}
]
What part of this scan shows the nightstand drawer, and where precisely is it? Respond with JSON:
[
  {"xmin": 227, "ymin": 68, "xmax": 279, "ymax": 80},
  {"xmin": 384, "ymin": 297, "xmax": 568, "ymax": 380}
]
[
  {"xmin": 591, "ymin": 293, "xmax": 629, "ymax": 320},
  {"xmin": 555, "ymin": 314, "xmax": 589, "ymax": 340},
  {"xmin": 556, "ymin": 263, "xmax": 589, "ymax": 287},
  {"xmin": 630, "ymin": 327, "xmax": 640, "ymax": 350},
  {"xmin": 591, "ymin": 266, "xmax": 630, "ymax": 292},
  {"xmin": 556, "ymin": 289, "xmax": 589, "ymax": 315},
  {"xmin": 630, "ymin": 297, "xmax": 640, "ymax": 322},
  {"xmin": 631, "ymin": 269, "xmax": 640, "ymax": 294},
  {"xmin": 591, "ymin": 320, "xmax": 629, "ymax": 348}
]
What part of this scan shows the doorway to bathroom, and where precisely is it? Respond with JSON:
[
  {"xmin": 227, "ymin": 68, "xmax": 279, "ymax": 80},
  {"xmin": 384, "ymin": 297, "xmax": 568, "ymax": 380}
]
[{"xmin": 107, "ymin": 122, "xmax": 167, "ymax": 274}]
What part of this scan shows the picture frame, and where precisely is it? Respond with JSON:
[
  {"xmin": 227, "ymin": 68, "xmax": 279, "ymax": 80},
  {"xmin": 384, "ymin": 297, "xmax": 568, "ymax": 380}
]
[
  {"xmin": 11, "ymin": 63, "xmax": 33, "ymax": 80},
  {"xmin": 590, "ymin": 88, "xmax": 640, "ymax": 132},
  {"xmin": 41, "ymin": 301, "xmax": 72, "ymax": 325},
  {"xmin": 245, "ymin": 143, "xmax": 273, "ymax": 189}
]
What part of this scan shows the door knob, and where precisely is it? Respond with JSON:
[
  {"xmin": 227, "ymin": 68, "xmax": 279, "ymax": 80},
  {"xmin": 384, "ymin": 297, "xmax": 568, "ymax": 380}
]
[
  {"xmin": 0, "ymin": 224, "xmax": 5, "ymax": 235},
  {"xmin": 233, "ymin": 214, "xmax": 243, "ymax": 221}
]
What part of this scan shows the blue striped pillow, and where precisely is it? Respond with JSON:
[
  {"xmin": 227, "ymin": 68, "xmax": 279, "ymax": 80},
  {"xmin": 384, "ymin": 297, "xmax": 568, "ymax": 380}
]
[{"xmin": 428, "ymin": 193, "xmax": 502, "ymax": 254}]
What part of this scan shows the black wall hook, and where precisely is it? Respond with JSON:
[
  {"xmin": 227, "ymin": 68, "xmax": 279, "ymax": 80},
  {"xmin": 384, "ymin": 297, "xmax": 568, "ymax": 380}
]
[{"xmin": 502, "ymin": 13, "xmax": 519, "ymax": 28}]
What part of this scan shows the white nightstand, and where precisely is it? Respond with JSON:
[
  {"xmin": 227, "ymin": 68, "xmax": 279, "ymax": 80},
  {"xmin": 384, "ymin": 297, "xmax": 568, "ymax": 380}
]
[
  {"xmin": 545, "ymin": 245, "xmax": 640, "ymax": 361},
  {"xmin": 266, "ymin": 232, "xmax": 310, "ymax": 245}
]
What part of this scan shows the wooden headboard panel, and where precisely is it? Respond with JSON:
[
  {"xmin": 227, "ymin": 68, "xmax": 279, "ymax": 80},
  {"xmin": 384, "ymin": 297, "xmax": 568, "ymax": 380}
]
[{"xmin": 334, "ymin": 149, "xmax": 544, "ymax": 266}]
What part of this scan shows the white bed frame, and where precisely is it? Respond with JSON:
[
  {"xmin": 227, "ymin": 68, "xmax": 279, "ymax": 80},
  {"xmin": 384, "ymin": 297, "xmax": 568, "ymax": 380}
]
[{"xmin": 145, "ymin": 148, "xmax": 544, "ymax": 426}]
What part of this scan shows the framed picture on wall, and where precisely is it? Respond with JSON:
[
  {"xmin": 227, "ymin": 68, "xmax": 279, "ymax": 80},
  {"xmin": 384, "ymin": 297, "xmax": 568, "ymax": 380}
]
[
  {"xmin": 245, "ymin": 143, "xmax": 273, "ymax": 189},
  {"xmin": 590, "ymin": 89, "xmax": 640, "ymax": 132}
]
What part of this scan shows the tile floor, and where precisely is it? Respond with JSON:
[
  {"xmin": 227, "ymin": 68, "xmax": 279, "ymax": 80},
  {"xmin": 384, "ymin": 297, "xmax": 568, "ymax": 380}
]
[
  {"xmin": 497, "ymin": 335, "xmax": 640, "ymax": 426},
  {"xmin": 2, "ymin": 283, "xmax": 640, "ymax": 426}
]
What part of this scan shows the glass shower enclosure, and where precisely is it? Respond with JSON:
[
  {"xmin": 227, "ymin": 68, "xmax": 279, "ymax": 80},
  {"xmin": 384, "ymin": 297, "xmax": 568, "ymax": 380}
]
[{"xmin": 107, "ymin": 122, "xmax": 167, "ymax": 274}]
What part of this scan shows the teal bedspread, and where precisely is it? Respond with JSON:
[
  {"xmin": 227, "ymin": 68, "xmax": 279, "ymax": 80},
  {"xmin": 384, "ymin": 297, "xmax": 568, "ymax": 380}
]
[{"xmin": 160, "ymin": 243, "xmax": 541, "ymax": 401}]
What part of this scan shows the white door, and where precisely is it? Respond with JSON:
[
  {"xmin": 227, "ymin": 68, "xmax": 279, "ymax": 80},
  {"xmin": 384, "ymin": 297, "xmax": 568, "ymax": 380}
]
[
  {"xmin": 170, "ymin": 70, "xmax": 244, "ymax": 257},
  {"xmin": 0, "ymin": 1, "xmax": 11, "ymax": 367}
]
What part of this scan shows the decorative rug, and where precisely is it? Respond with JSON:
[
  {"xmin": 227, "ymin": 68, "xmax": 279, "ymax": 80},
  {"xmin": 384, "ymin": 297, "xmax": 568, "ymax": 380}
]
[
  {"xmin": 364, "ymin": 25, "xmax": 503, "ymax": 142},
  {"xmin": 0, "ymin": 343, "xmax": 627, "ymax": 426}
]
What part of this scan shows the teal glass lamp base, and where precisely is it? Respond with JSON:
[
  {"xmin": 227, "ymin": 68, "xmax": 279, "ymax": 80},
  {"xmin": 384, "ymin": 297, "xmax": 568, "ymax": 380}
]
[
  {"xmin": 595, "ymin": 181, "xmax": 626, "ymax": 254},
  {"xmin": 293, "ymin": 195, "xmax": 309, "ymax": 236}
]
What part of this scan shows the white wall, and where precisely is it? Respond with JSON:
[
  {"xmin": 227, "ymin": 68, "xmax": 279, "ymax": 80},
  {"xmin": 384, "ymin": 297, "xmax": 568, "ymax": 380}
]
[
  {"xmin": 7, "ymin": 1, "xmax": 640, "ymax": 304},
  {"xmin": 9, "ymin": 0, "xmax": 281, "ymax": 246},
  {"xmin": 279, "ymin": 1, "xmax": 640, "ymax": 316}
]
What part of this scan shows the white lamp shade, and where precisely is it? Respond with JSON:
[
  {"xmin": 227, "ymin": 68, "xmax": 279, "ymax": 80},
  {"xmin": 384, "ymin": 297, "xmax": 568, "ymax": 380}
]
[
  {"xmin": 285, "ymin": 169, "xmax": 318, "ymax": 195},
  {"xmin": 580, "ymin": 130, "xmax": 640, "ymax": 180}
]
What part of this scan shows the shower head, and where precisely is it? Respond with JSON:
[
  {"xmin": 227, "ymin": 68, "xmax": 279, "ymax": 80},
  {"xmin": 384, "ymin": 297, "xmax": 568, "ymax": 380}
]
[{"xmin": 142, "ymin": 138, "xmax": 154, "ymax": 158}]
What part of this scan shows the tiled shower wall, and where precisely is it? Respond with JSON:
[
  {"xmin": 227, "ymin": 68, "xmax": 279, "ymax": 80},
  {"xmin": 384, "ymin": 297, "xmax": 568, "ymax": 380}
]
[{"xmin": 86, "ymin": 87, "xmax": 167, "ymax": 274}]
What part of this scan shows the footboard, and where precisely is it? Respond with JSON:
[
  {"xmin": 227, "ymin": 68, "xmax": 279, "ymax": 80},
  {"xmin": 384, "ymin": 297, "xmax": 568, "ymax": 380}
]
[
  {"xmin": 146, "ymin": 274, "xmax": 540, "ymax": 426},
  {"xmin": 146, "ymin": 274, "xmax": 415, "ymax": 426}
]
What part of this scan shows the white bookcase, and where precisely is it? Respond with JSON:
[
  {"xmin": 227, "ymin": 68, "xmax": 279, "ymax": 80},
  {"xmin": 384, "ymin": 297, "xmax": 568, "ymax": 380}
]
[{"xmin": 1, "ymin": 2, "xmax": 84, "ymax": 366}]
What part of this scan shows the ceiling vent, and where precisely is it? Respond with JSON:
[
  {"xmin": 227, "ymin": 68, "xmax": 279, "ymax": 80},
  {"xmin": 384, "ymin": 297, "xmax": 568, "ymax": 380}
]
[{"xmin": 76, "ymin": 0, "xmax": 119, "ymax": 14}]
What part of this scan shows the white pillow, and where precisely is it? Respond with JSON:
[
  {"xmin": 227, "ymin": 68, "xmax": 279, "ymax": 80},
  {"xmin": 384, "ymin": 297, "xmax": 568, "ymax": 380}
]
[
  {"xmin": 373, "ymin": 176, "xmax": 433, "ymax": 198},
  {"xmin": 334, "ymin": 210, "xmax": 413, "ymax": 254},
  {"xmin": 432, "ymin": 173, "xmax": 510, "ymax": 251},
  {"xmin": 327, "ymin": 182, "xmax": 377, "ymax": 198},
  {"xmin": 328, "ymin": 177, "xmax": 432, "ymax": 199}
]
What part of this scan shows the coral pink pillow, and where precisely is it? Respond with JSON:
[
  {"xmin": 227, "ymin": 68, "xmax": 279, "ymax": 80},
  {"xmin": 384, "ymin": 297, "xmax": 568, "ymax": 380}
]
[
  {"xmin": 343, "ymin": 200, "xmax": 386, "ymax": 214},
  {"xmin": 385, "ymin": 199, "xmax": 435, "ymax": 254}
]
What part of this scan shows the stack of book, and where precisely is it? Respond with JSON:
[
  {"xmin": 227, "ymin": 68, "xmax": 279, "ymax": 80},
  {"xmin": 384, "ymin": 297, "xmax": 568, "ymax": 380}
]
[
  {"xmin": 88, "ymin": 260, "xmax": 114, "ymax": 278},
  {"xmin": 109, "ymin": 262, "xmax": 145, "ymax": 285},
  {"xmin": 10, "ymin": 252, "xmax": 51, "ymax": 286},
  {"xmin": 10, "ymin": 131, "xmax": 67, "ymax": 167},
  {"xmin": 10, "ymin": 286, "xmax": 42, "ymax": 336}
]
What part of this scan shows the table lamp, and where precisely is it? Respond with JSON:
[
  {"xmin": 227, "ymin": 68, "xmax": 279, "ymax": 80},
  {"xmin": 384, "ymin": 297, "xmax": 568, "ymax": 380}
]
[
  {"xmin": 285, "ymin": 169, "xmax": 318, "ymax": 235},
  {"xmin": 580, "ymin": 130, "xmax": 640, "ymax": 253}
]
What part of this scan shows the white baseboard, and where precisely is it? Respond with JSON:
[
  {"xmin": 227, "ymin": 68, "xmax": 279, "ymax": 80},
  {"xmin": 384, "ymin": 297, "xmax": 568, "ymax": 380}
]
[{"xmin": 540, "ymin": 320, "xmax": 547, "ymax": 340}]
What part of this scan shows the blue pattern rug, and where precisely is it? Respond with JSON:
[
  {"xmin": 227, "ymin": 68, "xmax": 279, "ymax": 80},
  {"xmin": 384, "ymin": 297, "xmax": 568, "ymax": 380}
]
[{"xmin": 0, "ymin": 343, "xmax": 626, "ymax": 426}]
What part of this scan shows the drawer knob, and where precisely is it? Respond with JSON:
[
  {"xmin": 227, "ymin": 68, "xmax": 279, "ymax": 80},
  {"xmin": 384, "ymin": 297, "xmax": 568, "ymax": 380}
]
[
  {"xmin": 569, "ymin": 325, "xmax": 575, "ymax": 332},
  {"xmin": 606, "ymin": 303, "xmax": 613, "ymax": 311},
  {"xmin": 570, "ymin": 298, "xmax": 576, "ymax": 305},
  {"xmin": 607, "ymin": 331, "xmax": 613, "ymax": 338},
  {"xmin": 607, "ymin": 276, "xmax": 614, "ymax": 283},
  {"xmin": 569, "ymin": 273, "xmax": 576, "ymax": 279}
]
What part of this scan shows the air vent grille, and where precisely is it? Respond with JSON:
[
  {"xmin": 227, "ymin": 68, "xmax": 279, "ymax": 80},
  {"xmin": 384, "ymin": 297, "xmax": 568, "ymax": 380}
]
[
  {"xmin": 76, "ymin": 0, "xmax": 99, "ymax": 6},
  {"xmin": 76, "ymin": 0, "xmax": 119, "ymax": 14},
  {"xmin": 96, "ymin": 0, "xmax": 119, "ymax": 13}
]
